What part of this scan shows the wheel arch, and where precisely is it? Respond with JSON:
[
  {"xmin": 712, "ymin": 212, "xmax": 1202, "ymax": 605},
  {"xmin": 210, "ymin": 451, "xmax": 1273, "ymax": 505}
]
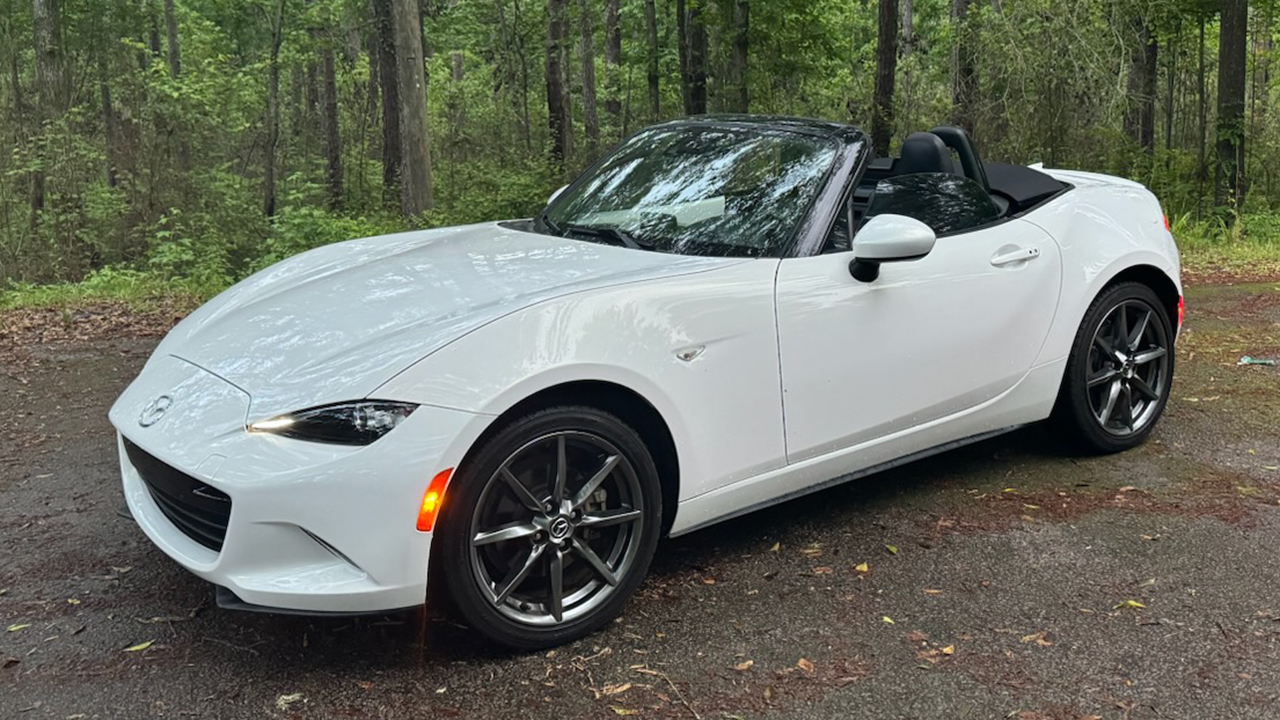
[
  {"xmin": 459, "ymin": 380, "xmax": 681, "ymax": 538},
  {"xmin": 1098, "ymin": 263, "xmax": 1181, "ymax": 333}
]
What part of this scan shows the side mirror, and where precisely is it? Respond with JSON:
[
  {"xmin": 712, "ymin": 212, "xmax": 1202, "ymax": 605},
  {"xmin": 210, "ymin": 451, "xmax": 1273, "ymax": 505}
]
[
  {"xmin": 849, "ymin": 214, "xmax": 936, "ymax": 282},
  {"xmin": 547, "ymin": 184, "xmax": 569, "ymax": 207}
]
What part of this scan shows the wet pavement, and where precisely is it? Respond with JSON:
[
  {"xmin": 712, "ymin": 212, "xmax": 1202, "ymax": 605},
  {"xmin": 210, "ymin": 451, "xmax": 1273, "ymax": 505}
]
[{"xmin": 2, "ymin": 279, "xmax": 1280, "ymax": 719}]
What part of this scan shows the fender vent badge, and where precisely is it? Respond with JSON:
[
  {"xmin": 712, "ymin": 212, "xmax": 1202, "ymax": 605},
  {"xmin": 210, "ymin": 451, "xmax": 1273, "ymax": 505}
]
[{"xmin": 675, "ymin": 346, "xmax": 706, "ymax": 363}]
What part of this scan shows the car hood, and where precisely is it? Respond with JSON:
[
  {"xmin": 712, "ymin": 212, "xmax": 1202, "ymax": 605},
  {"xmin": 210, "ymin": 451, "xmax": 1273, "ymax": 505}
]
[{"xmin": 156, "ymin": 221, "xmax": 741, "ymax": 418}]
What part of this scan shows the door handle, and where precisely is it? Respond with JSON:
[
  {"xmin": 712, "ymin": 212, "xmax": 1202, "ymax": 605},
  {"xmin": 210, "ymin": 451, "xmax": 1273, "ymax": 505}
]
[{"xmin": 991, "ymin": 246, "xmax": 1040, "ymax": 267}]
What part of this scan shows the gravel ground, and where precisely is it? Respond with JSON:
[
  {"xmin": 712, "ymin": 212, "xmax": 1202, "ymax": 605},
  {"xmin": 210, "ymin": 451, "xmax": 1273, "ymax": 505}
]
[{"xmin": 2, "ymin": 280, "xmax": 1280, "ymax": 720}]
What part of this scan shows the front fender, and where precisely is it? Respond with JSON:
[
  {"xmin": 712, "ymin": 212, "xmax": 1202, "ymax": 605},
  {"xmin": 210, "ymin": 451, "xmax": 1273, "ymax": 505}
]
[{"xmin": 374, "ymin": 260, "xmax": 787, "ymax": 502}]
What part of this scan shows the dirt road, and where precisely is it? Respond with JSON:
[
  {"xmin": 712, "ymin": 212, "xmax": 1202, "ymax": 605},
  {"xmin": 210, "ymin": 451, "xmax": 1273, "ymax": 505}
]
[{"xmin": 2, "ymin": 280, "xmax": 1279, "ymax": 719}]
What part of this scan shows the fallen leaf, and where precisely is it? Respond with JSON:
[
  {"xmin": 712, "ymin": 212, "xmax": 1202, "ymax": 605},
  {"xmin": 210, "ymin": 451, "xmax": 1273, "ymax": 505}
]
[
  {"xmin": 797, "ymin": 657, "xmax": 815, "ymax": 673},
  {"xmin": 275, "ymin": 693, "xmax": 304, "ymax": 710},
  {"xmin": 885, "ymin": 544, "xmax": 898, "ymax": 555},
  {"xmin": 882, "ymin": 616, "xmax": 896, "ymax": 625},
  {"xmin": 813, "ymin": 566, "xmax": 833, "ymax": 574},
  {"xmin": 941, "ymin": 645, "xmax": 955, "ymax": 655},
  {"xmin": 1118, "ymin": 486, "xmax": 1138, "ymax": 492},
  {"xmin": 702, "ymin": 578, "xmax": 716, "ymax": 585},
  {"xmin": 602, "ymin": 682, "xmax": 632, "ymax": 696},
  {"xmin": 7, "ymin": 624, "xmax": 30, "ymax": 633},
  {"xmin": 67, "ymin": 598, "xmax": 81, "ymax": 605},
  {"xmin": 1023, "ymin": 504, "xmax": 1041, "ymax": 510},
  {"xmin": 923, "ymin": 589, "xmax": 943, "ymax": 595},
  {"xmin": 801, "ymin": 546, "xmax": 823, "ymax": 558},
  {"xmin": 855, "ymin": 562, "xmax": 869, "ymax": 573},
  {"xmin": 768, "ymin": 542, "xmax": 780, "ymax": 552},
  {"xmin": 1114, "ymin": 600, "xmax": 1146, "ymax": 610},
  {"xmin": 1020, "ymin": 632, "xmax": 1052, "ymax": 647},
  {"xmin": 733, "ymin": 660, "xmax": 754, "ymax": 672},
  {"xmin": 110, "ymin": 566, "xmax": 132, "ymax": 574},
  {"xmin": 356, "ymin": 681, "xmax": 374, "ymax": 690},
  {"xmin": 609, "ymin": 706, "xmax": 640, "ymax": 716},
  {"xmin": 122, "ymin": 641, "xmax": 154, "ymax": 652}
]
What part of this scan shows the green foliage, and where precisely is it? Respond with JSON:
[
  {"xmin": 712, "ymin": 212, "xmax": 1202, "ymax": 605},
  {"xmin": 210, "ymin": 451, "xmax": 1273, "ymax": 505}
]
[{"xmin": 0, "ymin": 0, "xmax": 1276, "ymax": 311}]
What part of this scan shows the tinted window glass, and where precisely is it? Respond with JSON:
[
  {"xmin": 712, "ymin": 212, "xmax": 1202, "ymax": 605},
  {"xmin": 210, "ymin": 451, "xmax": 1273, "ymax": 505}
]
[
  {"xmin": 544, "ymin": 127, "xmax": 839, "ymax": 258},
  {"xmin": 863, "ymin": 173, "xmax": 1000, "ymax": 236}
]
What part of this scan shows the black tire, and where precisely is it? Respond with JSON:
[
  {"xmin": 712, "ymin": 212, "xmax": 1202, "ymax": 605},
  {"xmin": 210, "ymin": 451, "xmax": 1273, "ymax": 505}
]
[
  {"xmin": 435, "ymin": 406, "xmax": 662, "ymax": 650},
  {"xmin": 1054, "ymin": 281, "xmax": 1175, "ymax": 454}
]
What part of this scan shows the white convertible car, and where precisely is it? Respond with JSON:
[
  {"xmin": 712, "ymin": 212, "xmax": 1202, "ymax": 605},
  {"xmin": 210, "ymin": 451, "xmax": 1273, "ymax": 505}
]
[{"xmin": 110, "ymin": 117, "xmax": 1181, "ymax": 648}]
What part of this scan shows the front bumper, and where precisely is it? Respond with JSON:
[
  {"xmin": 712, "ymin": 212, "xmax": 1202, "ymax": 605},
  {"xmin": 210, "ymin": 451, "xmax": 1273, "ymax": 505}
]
[{"xmin": 110, "ymin": 355, "xmax": 488, "ymax": 613}]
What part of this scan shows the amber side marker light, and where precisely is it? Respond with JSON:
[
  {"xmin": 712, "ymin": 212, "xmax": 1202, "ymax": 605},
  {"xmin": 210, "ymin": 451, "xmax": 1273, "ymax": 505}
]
[{"xmin": 416, "ymin": 468, "xmax": 453, "ymax": 532}]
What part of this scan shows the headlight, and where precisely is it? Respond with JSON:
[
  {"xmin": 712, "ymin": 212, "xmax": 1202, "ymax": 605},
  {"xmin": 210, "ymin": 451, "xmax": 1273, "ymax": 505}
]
[{"xmin": 247, "ymin": 401, "xmax": 419, "ymax": 445}]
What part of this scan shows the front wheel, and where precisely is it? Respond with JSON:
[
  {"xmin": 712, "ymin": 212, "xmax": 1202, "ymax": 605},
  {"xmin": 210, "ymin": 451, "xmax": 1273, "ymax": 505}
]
[
  {"xmin": 1055, "ymin": 281, "xmax": 1175, "ymax": 454},
  {"xmin": 435, "ymin": 406, "xmax": 662, "ymax": 650}
]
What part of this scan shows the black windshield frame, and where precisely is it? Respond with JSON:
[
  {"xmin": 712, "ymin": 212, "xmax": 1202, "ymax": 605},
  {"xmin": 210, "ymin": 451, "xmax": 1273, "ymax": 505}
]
[{"xmin": 537, "ymin": 118, "xmax": 871, "ymax": 260}]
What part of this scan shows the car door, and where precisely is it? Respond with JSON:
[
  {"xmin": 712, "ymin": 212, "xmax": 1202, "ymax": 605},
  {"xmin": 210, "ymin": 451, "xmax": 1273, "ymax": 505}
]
[{"xmin": 774, "ymin": 210, "xmax": 1062, "ymax": 465}]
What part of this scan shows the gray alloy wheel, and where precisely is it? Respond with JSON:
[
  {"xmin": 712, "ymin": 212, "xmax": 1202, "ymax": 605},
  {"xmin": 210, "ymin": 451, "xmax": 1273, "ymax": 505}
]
[
  {"xmin": 468, "ymin": 431, "xmax": 645, "ymax": 626},
  {"xmin": 436, "ymin": 406, "xmax": 661, "ymax": 650},
  {"xmin": 1056, "ymin": 281, "xmax": 1175, "ymax": 454},
  {"xmin": 1085, "ymin": 298, "xmax": 1171, "ymax": 437}
]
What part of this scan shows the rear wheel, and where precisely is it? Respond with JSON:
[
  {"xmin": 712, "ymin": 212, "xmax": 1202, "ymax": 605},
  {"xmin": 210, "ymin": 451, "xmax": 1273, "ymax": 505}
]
[
  {"xmin": 1056, "ymin": 282, "xmax": 1174, "ymax": 453},
  {"xmin": 436, "ymin": 406, "xmax": 662, "ymax": 649}
]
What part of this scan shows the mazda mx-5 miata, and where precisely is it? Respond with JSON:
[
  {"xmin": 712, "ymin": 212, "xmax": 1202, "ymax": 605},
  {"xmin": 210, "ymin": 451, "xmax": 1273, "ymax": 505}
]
[{"xmin": 111, "ymin": 116, "xmax": 1181, "ymax": 649}]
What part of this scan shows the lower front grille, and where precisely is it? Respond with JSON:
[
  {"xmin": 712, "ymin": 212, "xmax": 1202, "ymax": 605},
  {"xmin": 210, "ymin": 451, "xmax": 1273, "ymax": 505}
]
[{"xmin": 123, "ymin": 439, "xmax": 232, "ymax": 551}]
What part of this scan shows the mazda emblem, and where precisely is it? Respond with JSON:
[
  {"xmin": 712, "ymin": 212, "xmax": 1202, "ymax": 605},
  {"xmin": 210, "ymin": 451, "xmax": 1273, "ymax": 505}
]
[{"xmin": 138, "ymin": 395, "xmax": 174, "ymax": 427}]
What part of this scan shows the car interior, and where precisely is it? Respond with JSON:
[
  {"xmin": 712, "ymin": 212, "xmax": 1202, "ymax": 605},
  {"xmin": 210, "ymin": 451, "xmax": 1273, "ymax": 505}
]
[{"xmin": 824, "ymin": 125, "xmax": 1070, "ymax": 253}]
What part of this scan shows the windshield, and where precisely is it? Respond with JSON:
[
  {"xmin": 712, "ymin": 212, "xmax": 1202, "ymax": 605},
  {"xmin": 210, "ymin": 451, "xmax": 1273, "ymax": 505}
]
[{"xmin": 542, "ymin": 126, "xmax": 840, "ymax": 258}]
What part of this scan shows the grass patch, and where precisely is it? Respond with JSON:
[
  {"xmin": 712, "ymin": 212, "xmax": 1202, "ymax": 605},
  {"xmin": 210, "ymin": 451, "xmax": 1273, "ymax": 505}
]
[
  {"xmin": 1174, "ymin": 212, "xmax": 1280, "ymax": 283},
  {"xmin": 0, "ymin": 268, "xmax": 213, "ymax": 313}
]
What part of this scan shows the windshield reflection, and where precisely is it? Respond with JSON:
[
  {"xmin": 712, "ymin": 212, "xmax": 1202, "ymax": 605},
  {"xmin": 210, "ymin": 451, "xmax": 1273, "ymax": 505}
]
[{"xmin": 546, "ymin": 127, "xmax": 839, "ymax": 258}]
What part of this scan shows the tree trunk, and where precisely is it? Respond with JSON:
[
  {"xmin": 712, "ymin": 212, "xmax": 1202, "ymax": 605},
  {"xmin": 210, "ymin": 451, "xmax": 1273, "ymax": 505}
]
[
  {"xmin": 951, "ymin": 0, "xmax": 977, "ymax": 137},
  {"xmin": 163, "ymin": 0, "xmax": 181, "ymax": 77},
  {"xmin": 577, "ymin": 0, "xmax": 600, "ymax": 152},
  {"xmin": 1215, "ymin": 0, "xmax": 1247, "ymax": 207},
  {"xmin": 603, "ymin": 0, "xmax": 622, "ymax": 123},
  {"xmin": 1165, "ymin": 22, "xmax": 1177, "ymax": 153},
  {"xmin": 163, "ymin": 0, "xmax": 191, "ymax": 170},
  {"xmin": 392, "ymin": 0, "xmax": 434, "ymax": 215},
  {"xmin": 321, "ymin": 47, "xmax": 343, "ymax": 208},
  {"xmin": 644, "ymin": 0, "xmax": 659, "ymax": 118},
  {"xmin": 1124, "ymin": 19, "xmax": 1157, "ymax": 153},
  {"xmin": 901, "ymin": 0, "xmax": 913, "ymax": 56},
  {"xmin": 546, "ymin": 0, "xmax": 573, "ymax": 164},
  {"xmin": 1142, "ymin": 34, "xmax": 1157, "ymax": 153},
  {"xmin": 676, "ymin": 0, "xmax": 690, "ymax": 113},
  {"xmin": 264, "ymin": 0, "xmax": 286, "ymax": 217},
  {"xmin": 99, "ymin": 57, "xmax": 118, "ymax": 188},
  {"xmin": 685, "ymin": 0, "xmax": 707, "ymax": 115},
  {"xmin": 372, "ymin": 0, "xmax": 402, "ymax": 204},
  {"xmin": 1197, "ymin": 13, "xmax": 1207, "ymax": 190},
  {"xmin": 728, "ymin": 1, "xmax": 749, "ymax": 113},
  {"xmin": 31, "ymin": 0, "xmax": 68, "ymax": 230},
  {"xmin": 872, "ymin": 0, "xmax": 898, "ymax": 156}
]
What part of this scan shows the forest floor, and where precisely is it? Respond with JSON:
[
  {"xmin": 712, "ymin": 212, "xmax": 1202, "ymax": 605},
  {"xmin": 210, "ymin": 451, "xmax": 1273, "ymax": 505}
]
[{"xmin": 2, "ymin": 272, "xmax": 1280, "ymax": 720}]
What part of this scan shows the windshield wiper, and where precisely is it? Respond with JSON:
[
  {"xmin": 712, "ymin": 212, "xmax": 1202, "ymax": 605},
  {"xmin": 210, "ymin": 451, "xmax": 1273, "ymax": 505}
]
[
  {"xmin": 538, "ymin": 212, "xmax": 562, "ymax": 236},
  {"xmin": 562, "ymin": 223, "xmax": 656, "ymax": 251}
]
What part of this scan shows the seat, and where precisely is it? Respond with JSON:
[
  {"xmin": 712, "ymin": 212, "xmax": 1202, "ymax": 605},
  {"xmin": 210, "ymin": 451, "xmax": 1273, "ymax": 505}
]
[{"xmin": 896, "ymin": 132, "xmax": 958, "ymax": 176}]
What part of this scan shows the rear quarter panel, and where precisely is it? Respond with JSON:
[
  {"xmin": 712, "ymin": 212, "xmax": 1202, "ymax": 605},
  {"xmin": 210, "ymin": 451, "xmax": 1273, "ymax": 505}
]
[{"xmin": 1022, "ymin": 172, "xmax": 1181, "ymax": 365}]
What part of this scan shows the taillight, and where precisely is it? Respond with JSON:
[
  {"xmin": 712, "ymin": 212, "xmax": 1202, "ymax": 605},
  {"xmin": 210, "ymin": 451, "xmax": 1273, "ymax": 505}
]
[
  {"xmin": 1163, "ymin": 213, "xmax": 1170, "ymax": 232},
  {"xmin": 1177, "ymin": 296, "xmax": 1184, "ymax": 328}
]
